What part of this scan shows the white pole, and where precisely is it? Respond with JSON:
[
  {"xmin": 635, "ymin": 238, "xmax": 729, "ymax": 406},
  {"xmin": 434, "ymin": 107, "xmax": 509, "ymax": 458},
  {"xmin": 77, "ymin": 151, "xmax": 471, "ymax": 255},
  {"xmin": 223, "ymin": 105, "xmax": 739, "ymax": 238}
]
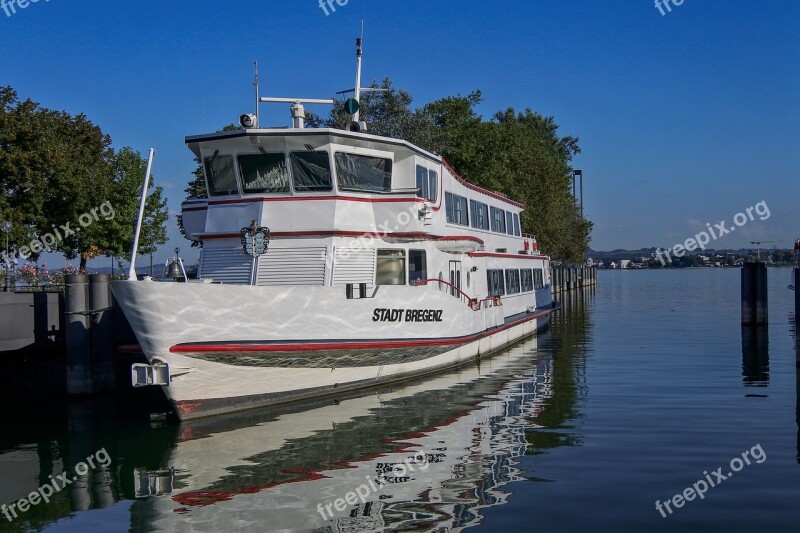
[{"xmin": 128, "ymin": 148, "xmax": 155, "ymax": 280}]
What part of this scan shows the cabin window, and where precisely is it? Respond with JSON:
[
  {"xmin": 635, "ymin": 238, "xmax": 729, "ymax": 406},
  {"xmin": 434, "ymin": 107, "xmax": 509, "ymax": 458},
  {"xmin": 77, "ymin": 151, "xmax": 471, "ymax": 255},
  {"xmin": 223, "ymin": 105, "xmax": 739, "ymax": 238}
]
[
  {"xmin": 416, "ymin": 165, "xmax": 429, "ymax": 200},
  {"xmin": 487, "ymin": 269, "xmax": 505, "ymax": 296},
  {"xmin": 409, "ymin": 250, "xmax": 427, "ymax": 285},
  {"xmin": 238, "ymin": 153, "xmax": 289, "ymax": 193},
  {"xmin": 513, "ymin": 213, "xmax": 521, "ymax": 236},
  {"xmin": 505, "ymin": 269, "xmax": 521, "ymax": 294},
  {"xmin": 336, "ymin": 153, "xmax": 392, "ymax": 192},
  {"xmin": 521, "ymin": 269, "xmax": 534, "ymax": 292},
  {"xmin": 291, "ymin": 151, "xmax": 332, "ymax": 191},
  {"xmin": 445, "ymin": 192, "xmax": 469, "ymax": 226},
  {"xmin": 534, "ymin": 268, "xmax": 545, "ymax": 290},
  {"xmin": 204, "ymin": 154, "xmax": 238, "ymax": 196},
  {"xmin": 428, "ymin": 170, "xmax": 438, "ymax": 203},
  {"xmin": 376, "ymin": 249, "xmax": 406, "ymax": 285},
  {"xmin": 490, "ymin": 207, "xmax": 506, "ymax": 233},
  {"xmin": 506, "ymin": 212, "xmax": 515, "ymax": 235},
  {"xmin": 416, "ymin": 166, "xmax": 438, "ymax": 202},
  {"xmin": 470, "ymin": 200, "xmax": 489, "ymax": 230}
]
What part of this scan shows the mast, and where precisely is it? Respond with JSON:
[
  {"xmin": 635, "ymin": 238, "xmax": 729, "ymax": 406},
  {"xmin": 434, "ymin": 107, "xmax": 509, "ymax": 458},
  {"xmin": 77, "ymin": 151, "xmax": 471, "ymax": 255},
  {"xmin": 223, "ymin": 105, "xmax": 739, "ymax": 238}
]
[
  {"xmin": 353, "ymin": 35, "xmax": 363, "ymax": 123},
  {"xmin": 254, "ymin": 61, "xmax": 260, "ymax": 126}
]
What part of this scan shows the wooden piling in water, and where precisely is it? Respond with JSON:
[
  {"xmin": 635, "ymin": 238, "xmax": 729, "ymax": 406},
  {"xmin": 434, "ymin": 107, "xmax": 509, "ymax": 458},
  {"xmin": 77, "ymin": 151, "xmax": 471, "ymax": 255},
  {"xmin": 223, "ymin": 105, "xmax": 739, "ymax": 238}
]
[{"xmin": 741, "ymin": 262, "xmax": 768, "ymax": 326}]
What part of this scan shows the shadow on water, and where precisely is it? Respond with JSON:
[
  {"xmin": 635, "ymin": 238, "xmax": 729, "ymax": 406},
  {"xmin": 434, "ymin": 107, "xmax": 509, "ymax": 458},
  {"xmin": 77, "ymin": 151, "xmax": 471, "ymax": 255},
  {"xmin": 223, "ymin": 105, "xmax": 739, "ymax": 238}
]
[
  {"xmin": 524, "ymin": 287, "xmax": 593, "ymax": 458},
  {"xmin": 0, "ymin": 289, "xmax": 596, "ymax": 532}
]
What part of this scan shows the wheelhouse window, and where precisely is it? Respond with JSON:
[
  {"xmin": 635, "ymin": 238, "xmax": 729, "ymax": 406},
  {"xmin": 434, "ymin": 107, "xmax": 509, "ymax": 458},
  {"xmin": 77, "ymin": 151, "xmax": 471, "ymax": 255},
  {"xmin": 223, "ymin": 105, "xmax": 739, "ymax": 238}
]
[
  {"xmin": 487, "ymin": 269, "xmax": 505, "ymax": 296},
  {"xmin": 506, "ymin": 212, "xmax": 515, "ymax": 235},
  {"xmin": 505, "ymin": 269, "xmax": 521, "ymax": 294},
  {"xmin": 291, "ymin": 151, "xmax": 332, "ymax": 192},
  {"xmin": 470, "ymin": 200, "xmax": 489, "ymax": 230},
  {"xmin": 513, "ymin": 213, "xmax": 521, "ymax": 236},
  {"xmin": 409, "ymin": 250, "xmax": 427, "ymax": 285},
  {"xmin": 490, "ymin": 207, "xmax": 506, "ymax": 233},
  {"xmin": 376, "ymin": 249, "xmax": 406, "ymax": 285},
  {"xmin": 204, "ymin": 154, "xmax": 238, "ymax": 196},
  {"xmin": 445, "ymin": 192, "xmax": 469, "ymax": 226},
  {"xmin": 238, "ymin": 152, "xmax": 289, "ymax": 193},
  {"xmin": 336, "ymin": 153, "xmax": 392, "ymax": 192}
]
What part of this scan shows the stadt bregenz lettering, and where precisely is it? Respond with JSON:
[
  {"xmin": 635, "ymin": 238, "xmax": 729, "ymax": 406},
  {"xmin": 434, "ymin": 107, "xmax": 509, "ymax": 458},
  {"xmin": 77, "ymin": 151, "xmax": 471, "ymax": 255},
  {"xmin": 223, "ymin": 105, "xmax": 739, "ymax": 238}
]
[{"xmin": 372, "ymin": 308, "xmax": 444, "ymax": 323}]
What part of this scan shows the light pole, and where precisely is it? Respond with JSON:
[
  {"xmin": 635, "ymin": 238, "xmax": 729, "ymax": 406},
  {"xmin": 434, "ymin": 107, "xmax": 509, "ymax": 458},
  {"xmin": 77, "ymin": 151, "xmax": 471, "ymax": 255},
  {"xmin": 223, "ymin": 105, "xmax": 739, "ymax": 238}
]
[
  {"xmin": 572, "ymin": 170, "xmax": 584, "ymax": 217},
  {"xmin": 1, "ymin": 221, "xmax": 11, "ymax": 292}
]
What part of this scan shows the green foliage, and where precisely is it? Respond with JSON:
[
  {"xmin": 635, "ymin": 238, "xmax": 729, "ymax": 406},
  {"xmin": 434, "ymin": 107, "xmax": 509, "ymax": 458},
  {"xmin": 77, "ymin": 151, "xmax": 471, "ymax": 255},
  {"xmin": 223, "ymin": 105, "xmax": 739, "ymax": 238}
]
[
  {"xmin": 0, "ymin": 86, "xmax": 169, "ymax": 269},
  {"xmin": 106, "ymin": 147, "xmax": 169, "ymax": 259}
]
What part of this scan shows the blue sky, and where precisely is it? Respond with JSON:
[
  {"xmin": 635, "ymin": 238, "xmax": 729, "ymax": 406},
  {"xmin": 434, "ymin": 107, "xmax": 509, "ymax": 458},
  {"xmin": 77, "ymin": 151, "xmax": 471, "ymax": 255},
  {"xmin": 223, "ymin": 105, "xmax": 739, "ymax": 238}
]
[{"xmin": 1, "ymin": 0, "xmax": 798, "ymax": 268}]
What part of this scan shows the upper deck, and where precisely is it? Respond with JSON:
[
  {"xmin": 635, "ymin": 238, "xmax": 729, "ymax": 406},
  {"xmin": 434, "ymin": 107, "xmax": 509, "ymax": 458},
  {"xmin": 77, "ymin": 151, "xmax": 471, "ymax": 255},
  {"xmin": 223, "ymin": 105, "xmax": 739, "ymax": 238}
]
[{"xmin": 180, "ymin": 127, "xmax": 534, "ymax": 254}]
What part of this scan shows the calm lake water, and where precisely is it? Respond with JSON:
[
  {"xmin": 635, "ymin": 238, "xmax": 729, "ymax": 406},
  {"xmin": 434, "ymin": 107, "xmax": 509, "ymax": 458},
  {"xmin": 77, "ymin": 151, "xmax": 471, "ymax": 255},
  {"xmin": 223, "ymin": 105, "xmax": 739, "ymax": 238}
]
[{"xmin": 1, "ymin": 268, "xmax": 798, "ymax": 532}]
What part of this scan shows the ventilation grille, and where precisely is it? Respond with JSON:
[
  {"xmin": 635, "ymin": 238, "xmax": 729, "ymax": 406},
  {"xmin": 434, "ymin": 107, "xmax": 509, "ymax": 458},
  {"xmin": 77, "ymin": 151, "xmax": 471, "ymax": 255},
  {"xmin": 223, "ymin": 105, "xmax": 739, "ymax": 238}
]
[
  {"xmin": 199, "ymin": 246, "xmax": 253, "ymax": 284},
  {"xmin": 332, "ymin": 248, "xmax": 375, "ymax": 285},
  {"xmin": 256, "ymin": 247, "xmax": 327, "ymax": 286}
]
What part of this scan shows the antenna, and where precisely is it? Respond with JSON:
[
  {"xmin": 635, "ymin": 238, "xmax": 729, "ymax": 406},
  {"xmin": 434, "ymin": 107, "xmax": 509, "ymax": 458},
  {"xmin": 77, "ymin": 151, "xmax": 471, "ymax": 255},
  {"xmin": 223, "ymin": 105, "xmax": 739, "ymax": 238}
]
[
  {"xmin": 254, "ymin": 61, "xmax": 260, "ymax": 126},
  {"xmin": 353, "ymin": 29, "xmax": 363, "ymax": 123}
]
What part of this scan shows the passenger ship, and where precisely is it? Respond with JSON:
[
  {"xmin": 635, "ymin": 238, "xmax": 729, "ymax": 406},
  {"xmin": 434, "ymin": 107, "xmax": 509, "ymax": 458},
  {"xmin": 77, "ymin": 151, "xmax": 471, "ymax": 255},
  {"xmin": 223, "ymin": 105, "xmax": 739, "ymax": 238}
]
[{"xmin": 111, "ymin": 41, "xmax": 559, "ymax": 420}]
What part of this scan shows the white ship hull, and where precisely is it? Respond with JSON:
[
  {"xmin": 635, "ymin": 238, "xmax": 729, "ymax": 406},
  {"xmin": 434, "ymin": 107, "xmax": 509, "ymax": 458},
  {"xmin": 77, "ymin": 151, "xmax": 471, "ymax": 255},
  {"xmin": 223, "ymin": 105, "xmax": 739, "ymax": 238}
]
[{"xmin": 111, "ymin": 279, "xmax": 556, "ymax": 419}]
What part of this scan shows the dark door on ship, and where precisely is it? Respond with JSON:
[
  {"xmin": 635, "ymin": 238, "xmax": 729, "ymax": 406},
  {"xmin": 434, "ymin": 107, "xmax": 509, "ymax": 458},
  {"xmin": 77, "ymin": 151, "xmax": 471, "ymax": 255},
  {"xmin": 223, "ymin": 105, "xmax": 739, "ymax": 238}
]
[{"xmin": 449, "ymin": 261, "xmax": 462, "ymax": 299}]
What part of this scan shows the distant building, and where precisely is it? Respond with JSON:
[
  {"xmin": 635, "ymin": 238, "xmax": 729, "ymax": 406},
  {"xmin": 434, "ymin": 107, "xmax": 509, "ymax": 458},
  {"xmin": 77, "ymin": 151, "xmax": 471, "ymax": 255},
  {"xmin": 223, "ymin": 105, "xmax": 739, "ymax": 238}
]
[{"xmin": 620, "ymin": 260, "xmax": 631, "ymax": 269}]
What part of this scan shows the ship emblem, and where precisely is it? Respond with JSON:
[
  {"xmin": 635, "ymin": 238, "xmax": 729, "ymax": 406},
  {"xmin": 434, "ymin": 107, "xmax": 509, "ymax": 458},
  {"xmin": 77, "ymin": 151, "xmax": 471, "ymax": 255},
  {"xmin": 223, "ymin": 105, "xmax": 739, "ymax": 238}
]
[{"xmin": 241, "ymin": 220, "xmax": 271, "ymax": 257}]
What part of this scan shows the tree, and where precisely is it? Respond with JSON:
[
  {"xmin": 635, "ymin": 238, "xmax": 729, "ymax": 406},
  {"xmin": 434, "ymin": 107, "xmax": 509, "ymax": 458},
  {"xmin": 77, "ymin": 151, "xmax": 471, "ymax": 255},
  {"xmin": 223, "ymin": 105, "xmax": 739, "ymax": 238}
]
[
  {"xmin": 0, "ymin": 86, "xmax": 116, "ymax": 269},
  {"xmin": 104, "ymin": 147, "xmax": 169, "ymax": 267},
  {"xmin": 0, "ymin": 86, "xmax": 169, "ymax": 270}
]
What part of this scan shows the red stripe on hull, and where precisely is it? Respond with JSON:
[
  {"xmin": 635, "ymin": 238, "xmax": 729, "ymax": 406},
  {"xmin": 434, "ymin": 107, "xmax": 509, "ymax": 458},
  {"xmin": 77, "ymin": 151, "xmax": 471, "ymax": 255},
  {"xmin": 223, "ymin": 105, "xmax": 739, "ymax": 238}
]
[{"xmin": 169, "ymin": 308, "xmax": 554, "ymax": 354}]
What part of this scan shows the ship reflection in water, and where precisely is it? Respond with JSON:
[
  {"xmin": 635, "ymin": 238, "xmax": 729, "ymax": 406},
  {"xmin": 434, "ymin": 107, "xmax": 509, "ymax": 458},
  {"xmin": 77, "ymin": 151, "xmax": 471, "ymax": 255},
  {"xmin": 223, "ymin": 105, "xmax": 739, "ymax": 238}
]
[{"xmin": 0, "ymin": 290, "xmax": 592, "ymax": 533}]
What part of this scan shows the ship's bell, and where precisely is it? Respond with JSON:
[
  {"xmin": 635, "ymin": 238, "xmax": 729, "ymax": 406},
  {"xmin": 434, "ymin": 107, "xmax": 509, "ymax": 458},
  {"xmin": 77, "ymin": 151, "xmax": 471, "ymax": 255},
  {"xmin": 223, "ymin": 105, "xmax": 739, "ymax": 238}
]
[{"xmin": 166, "ymin": 260, "xmax": 182, "ymax": 280}]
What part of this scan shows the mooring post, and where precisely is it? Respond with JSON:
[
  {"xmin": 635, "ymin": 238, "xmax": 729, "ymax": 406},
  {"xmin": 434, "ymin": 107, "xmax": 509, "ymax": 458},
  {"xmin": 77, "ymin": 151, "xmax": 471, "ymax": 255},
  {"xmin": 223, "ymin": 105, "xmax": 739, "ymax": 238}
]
[
  {"xmin": 90, "ymin": 274, "xmax": 115, "ymax": 391},
  {"xmin": 794, "ymin": 266, "xmax": 799, "ymax": 324},
  {"xmin": 65, "ymin": 274, "xmax": 91, "ymax": 394},
  {"xmin": 741, "ymin": 262, "xmax": 768, "ymax": 326}
]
